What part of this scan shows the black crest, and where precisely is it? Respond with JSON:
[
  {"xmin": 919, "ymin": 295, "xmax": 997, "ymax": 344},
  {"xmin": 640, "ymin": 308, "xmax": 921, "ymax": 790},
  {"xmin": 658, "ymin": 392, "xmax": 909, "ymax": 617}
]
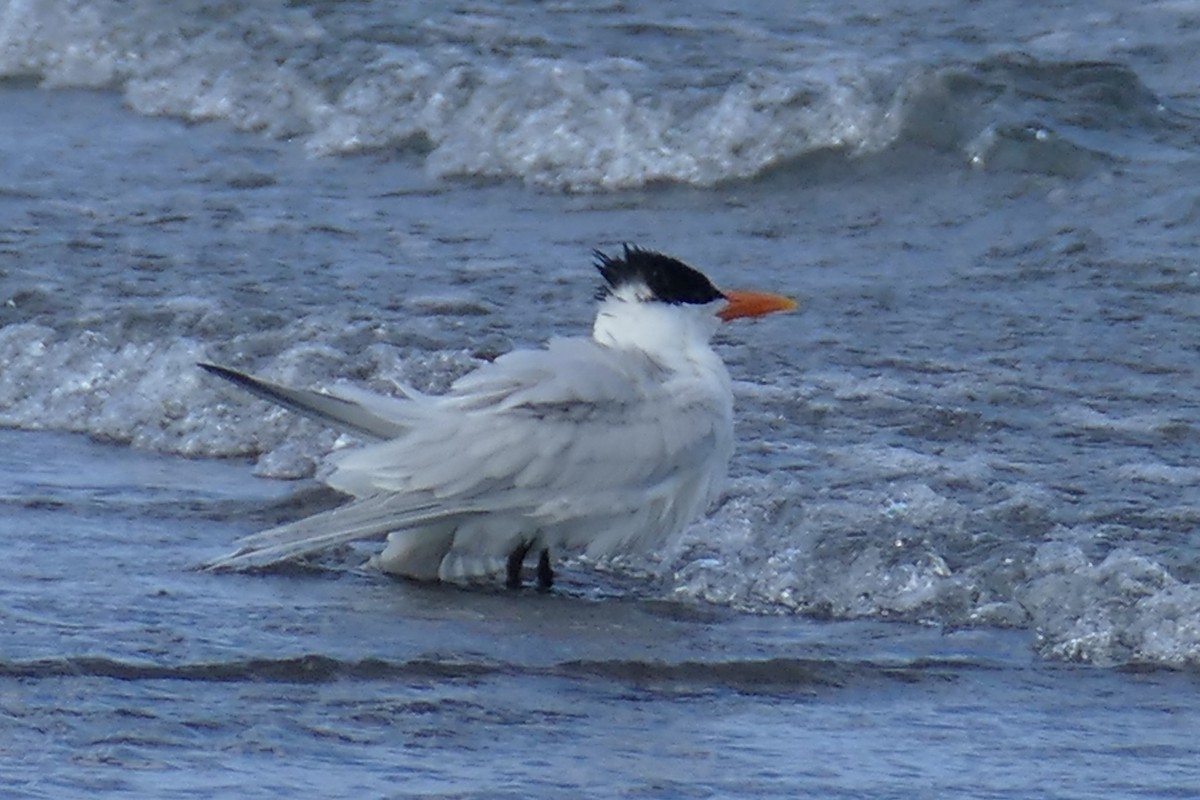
[{"xmin": 594, "ymin": 245, "xmax": 725, "ymax": 305}]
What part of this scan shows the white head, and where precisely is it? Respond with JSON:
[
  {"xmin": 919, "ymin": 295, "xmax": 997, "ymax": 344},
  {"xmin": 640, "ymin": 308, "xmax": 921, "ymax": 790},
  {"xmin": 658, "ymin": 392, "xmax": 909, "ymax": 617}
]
[{"xmin": 590, "ymin": 245, "xmax": 797, "ymax": 360}]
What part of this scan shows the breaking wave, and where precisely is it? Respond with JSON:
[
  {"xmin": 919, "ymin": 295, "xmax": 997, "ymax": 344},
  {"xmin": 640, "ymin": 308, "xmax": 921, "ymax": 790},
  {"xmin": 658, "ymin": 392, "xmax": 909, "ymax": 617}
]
[{"xmin": 1, "ymin": 1, "xmax": 1191, "ymax": 190}]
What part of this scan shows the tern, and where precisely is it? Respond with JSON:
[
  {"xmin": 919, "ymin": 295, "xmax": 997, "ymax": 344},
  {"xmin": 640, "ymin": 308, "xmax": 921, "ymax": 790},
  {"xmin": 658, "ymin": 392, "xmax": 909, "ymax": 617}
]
[{"xmin": 200, "ymin": 246, "xmax": 796, "ymax": 589}]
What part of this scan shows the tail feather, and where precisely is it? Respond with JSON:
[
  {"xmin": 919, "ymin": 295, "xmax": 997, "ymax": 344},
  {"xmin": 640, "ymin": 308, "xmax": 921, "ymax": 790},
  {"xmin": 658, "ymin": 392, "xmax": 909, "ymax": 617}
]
[{"xmin": 198, "ymin": 362, "xmax": 406, "ymax": 440}]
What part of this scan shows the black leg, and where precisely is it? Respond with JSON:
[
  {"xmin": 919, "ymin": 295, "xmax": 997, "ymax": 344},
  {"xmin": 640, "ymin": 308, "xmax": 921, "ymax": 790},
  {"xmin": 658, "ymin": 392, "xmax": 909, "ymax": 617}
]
[
  {"xmin": 506, "ymin": 541, "xmax": 532, "ymax": 589},
  {"xmin": 535, "ymin": 548, "xmax": 553, "ymax": 591}
]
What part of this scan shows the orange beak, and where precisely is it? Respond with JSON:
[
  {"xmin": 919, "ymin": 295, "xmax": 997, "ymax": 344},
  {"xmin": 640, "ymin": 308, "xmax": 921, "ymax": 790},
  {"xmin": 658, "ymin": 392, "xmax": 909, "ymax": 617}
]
[{"xmin": 717, "ymin": 290, "xmax": 799, "ymax": 322}]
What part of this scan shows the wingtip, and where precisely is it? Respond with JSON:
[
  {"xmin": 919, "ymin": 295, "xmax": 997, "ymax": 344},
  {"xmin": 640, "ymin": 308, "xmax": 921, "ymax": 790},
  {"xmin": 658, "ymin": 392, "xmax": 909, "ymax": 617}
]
[
  {"xmin": 197, "ymin": 361, "xmax": 236, "ymax": 381},
  {"xmin": 197, "ymin": 362, "xmax": 257, "ymax": 389},
  {"xmin": 199, "ymin": 556, "xmax": 237, "ymax": 573}
]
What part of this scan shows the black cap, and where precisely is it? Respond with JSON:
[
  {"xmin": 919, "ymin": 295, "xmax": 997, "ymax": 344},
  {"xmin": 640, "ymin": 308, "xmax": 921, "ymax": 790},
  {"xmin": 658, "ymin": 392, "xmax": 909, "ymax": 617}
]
[{"xmin": 594, "ymin": 244, "xmax": 725, "ymax": 305}]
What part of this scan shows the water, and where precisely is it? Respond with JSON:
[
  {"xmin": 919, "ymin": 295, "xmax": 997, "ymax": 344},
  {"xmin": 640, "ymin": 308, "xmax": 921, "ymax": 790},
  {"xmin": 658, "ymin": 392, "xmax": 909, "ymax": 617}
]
[
  {"xmin": 3, "ymin": 0, "xmax": 1200, "ymax": 796},
  {"xmin": 4, "ymin": 432, "xmax": 1199, "ymax": 798}
]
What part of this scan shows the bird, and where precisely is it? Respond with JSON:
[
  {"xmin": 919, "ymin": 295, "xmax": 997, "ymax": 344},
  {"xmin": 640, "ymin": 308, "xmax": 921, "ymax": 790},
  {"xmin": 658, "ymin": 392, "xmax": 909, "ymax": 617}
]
[{"xmin": 200, "ymin": 245, "xmax": 796, "ymax": 590}]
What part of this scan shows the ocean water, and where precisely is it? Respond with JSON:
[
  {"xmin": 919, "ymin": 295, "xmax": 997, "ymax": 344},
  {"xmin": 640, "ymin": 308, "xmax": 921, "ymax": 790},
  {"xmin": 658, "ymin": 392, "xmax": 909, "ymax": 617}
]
[{"xmin": 3, "ymin": 0, "xmax": 1200, "ymax": 796}]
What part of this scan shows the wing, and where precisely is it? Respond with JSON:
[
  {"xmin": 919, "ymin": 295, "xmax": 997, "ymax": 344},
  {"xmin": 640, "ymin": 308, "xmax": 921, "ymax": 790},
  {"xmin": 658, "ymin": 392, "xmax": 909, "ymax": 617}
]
[
  {"xmin": 325, "ymin": 337, "xmax": 733, "ymax": 517},
  {"xmin": 201, "ymin": 492, "xmax": 465, "ymax": 571},
  {"xmin": 198, "ymin": 362, "xmax": 411, "ymax": 440}
]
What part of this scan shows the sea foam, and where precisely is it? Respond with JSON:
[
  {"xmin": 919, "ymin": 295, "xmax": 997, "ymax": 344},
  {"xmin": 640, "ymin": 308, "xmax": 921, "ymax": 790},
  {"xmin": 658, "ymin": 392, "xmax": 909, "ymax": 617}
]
[{"xmin": 2, "ymin": 1, "xmax": 1174, "ymax": 190}]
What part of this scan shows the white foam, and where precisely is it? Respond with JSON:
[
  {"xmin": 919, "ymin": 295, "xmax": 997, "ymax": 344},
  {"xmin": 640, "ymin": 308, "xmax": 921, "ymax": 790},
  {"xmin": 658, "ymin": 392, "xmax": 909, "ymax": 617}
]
[
  {"xmin": 1020, "ymin": 543, "xmax": 1200, "ymax": 667},
  {"xmin": 1116, "ymin": 461, "xmax": 1200, "ymax": 486},
  {"xmin": 0, "ymin": 1, "xmax": 902, "ymax": 191},
  {"xmin": 644, "ymin": 448, "xmax": 1200, "ymax": 668},
  {"xmin": 1057, "ymin": 404, "xmax": 1183, "ymax": 436},
  {"xmin": 0, "ymin": 323, "xmax": 262, "ymax": 455},
  {"xmin": 658, "ymin": 472, "xmax": 969, "ymax": 621},
  {"xmin": 0, "ymin": 1, "xmax": 119, "ymax": 89},
  {"xmin": 0, "ymin": 320, "xmax": 476, "ymax": 478}
]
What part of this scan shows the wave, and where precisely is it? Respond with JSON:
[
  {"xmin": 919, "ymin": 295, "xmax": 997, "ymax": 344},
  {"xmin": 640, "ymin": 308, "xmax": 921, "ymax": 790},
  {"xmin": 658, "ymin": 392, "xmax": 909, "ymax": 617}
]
[
  {"xmin": 0, "ymin": 654, "xmax": 494, "ymax": 683},
  {"xmin": 2, "ymin": 326, "xmax": 1199, "ymax": 670},
  {"xmin": 2, "ymin": 1, "xmax": 1192, "ymax": 190},
  {"xmin": 0, "ymin": 652, "xmax": 998, "ymax": 692},
  {"xmin": 664, "ymin": 486, "xmax": 1200, "ymax": 670}
]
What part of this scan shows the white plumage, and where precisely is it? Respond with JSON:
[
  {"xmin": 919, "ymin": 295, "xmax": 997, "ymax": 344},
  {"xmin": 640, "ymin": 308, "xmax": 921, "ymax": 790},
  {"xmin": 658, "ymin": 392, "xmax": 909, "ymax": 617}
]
[{"xmin": 201, "ymin": 246, "xmax": 795, "ymax": 588}]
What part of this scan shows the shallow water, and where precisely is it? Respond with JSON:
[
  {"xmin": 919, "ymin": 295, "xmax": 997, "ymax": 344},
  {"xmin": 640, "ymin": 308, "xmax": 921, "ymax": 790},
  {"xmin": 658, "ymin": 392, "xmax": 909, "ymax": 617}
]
[
  {"xmin": 3, "ymin": 430, "xmax": 1199, "ymax": 799},
  {"xmin": 3, "ymin": 0, "xmax": 1200, "ymax": 794}
]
